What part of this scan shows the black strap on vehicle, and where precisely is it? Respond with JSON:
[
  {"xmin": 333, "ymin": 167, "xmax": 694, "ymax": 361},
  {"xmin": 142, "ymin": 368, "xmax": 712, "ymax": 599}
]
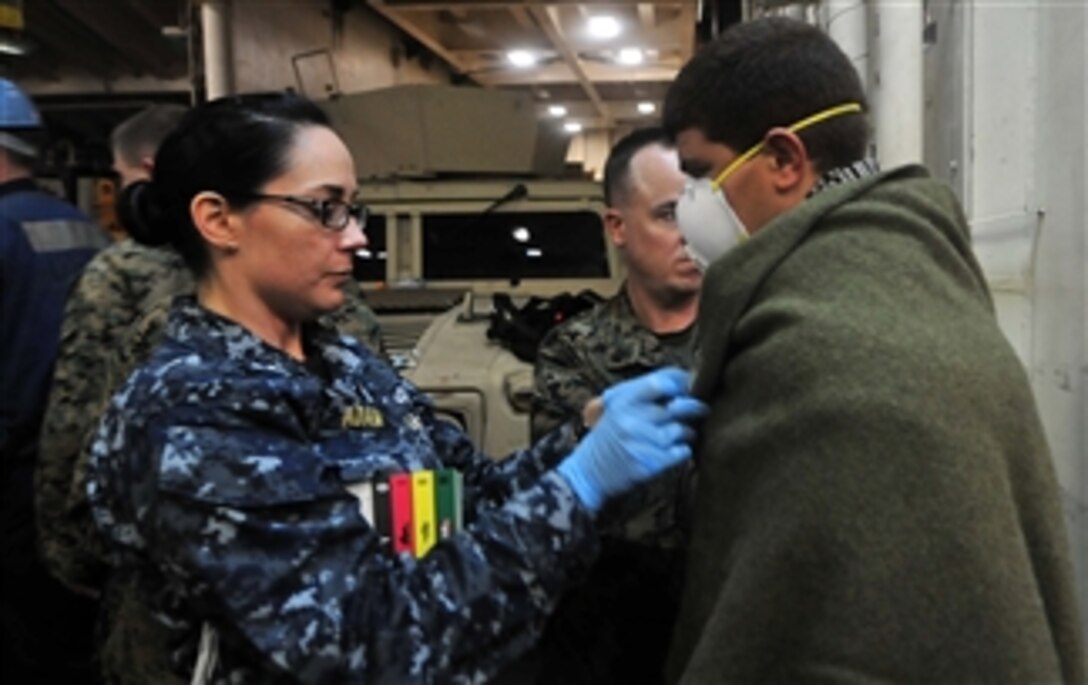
[{"xmin": 487, "ymin": 291, "xmax": 604, "ymax": 363}]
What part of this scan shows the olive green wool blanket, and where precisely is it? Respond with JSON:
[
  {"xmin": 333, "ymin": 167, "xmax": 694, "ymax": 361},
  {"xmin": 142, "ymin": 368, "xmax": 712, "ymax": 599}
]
[{"xmin": 667, "ymin": 166, "xmax": 1084, "ymax": 684}]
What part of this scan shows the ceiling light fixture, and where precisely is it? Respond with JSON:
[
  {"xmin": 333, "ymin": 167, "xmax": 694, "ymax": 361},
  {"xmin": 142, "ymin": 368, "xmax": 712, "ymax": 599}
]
[
  {"xmin": 637, "ymin": 101, "xmax": 656, "ymax": 115},
  {"xmin": 548, "ymin": 104, "xmax": 567, "ymax": 117},
  {"xmin": 587, "ymin": 16, "xmax": 621, "ymax": 40},
  {"xmin": 617, "ymin": 47, "xmax": 644, "ymax": 66},
  {"xmin": 0, "ymin": 36, "xmax": 28, "ymax": 55},
  {"xmin": 507, "ymin": 49, "xmax": 536, "ymax": 68},
  {"xmin": 563, "ymin": 121, "xmax": 583, "ymax": 134}
]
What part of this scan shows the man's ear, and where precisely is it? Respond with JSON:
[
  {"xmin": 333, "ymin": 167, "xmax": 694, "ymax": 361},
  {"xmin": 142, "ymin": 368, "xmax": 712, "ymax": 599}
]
[
  {"xmin": 190, "ymin": 191, "xmax": 240, "ymax": 252},
  {"xmin": 139, "ymin": 156, "xmax": 155, "ymax": 177},
  {"xmin": 603, "ymin": 207, "xmax": 626, "ymax": 247},
  {"xmin": 762, "ymin": 128, "xmax": 812, "ymax": 194}
]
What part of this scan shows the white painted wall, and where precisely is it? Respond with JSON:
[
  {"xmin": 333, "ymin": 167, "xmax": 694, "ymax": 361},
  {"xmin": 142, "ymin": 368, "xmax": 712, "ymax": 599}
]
[
  {"xmin": 927, "ymin": 0, "xmax": 1087, "ymax": 632},
  {"xmin": 1029, "ymin": 0, "xmax": 1087, "ymax": 633}
]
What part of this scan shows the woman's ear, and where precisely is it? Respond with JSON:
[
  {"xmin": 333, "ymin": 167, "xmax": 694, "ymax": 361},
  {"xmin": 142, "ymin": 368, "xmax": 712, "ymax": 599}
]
[
  {"xmin": 762, "ymin": 128, "xmax": 812, "ymax": 194},
  {"xmin": 190, "ymin": 191, "xmax": 240, "ymax": 252}
]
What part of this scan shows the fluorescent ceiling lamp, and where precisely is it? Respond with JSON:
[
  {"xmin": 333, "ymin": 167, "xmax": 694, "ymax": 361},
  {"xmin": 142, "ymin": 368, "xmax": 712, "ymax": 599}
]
[
  {"xmin": 563, "ymin": 121, "xmax": 583, "ymax": 134},
  {"xmin": 507, "ymin": 49, "xmax": 536, "ymax": 68},
  {"xmin": 587, "ymin": 16, "xmax": 621, "ymax": 40},
  {"xmin": 548, "ymin": 104, "xmax": 567, "ymax": 117},
  {"xmin": 617, "ymin": 47, "xmax": 644, "ymax": 65},
  {"xmin": 526, "ymin": 247, "xmax": 543, "ymax": 258},
  {"xmin": 512, "ymin": 226, "xmax": 531, "ymax": 243},
  {"xmin": 637, "ymin": 101, "xmax": 656, "ymax": 114}
]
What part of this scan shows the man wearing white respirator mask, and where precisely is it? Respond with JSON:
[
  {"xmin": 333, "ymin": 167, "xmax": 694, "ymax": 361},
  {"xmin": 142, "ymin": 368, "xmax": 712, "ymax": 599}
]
[{"xmin": 662, "ymin": 17, "xmax": 1083, "ymax": 685}]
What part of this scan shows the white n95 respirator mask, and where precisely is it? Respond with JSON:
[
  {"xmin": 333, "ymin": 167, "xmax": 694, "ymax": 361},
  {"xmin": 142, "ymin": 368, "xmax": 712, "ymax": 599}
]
[
  {"xmin": 675, "ymin": 177, "xmax": 749, "ymax": 272},
  {"xmin": 675, "ymin": 102, "xmax": 865, "ymax": 271}
]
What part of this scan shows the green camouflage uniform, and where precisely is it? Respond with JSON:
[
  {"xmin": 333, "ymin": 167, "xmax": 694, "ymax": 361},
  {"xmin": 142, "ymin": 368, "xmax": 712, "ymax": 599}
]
[
  {"xmin": 527, "ymin": 288, "xmax": 695, "ymax": 684},
  {"xmin": 37, "ymin": 240, "xmax": 191, "ymax": 591},
  {"xmin": 34, "ymin": 239, "xmax": 385, "ymax": 685}
]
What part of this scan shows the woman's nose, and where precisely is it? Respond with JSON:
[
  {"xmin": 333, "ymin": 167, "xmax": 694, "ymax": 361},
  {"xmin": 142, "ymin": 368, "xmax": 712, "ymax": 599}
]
[{"xmin": 340, "ymin": 216, "xmax": 367, "ymax": 250}]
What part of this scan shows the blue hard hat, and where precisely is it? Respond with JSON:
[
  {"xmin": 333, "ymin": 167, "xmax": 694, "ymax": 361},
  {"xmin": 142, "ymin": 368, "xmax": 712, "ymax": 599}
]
[
  {"xmin": 0, "ymin": 78, "xmax": 41, "ymax": 156},
  {"xmin": 1, "ymin": 78, "xmax": 41, "ymax": 129}
]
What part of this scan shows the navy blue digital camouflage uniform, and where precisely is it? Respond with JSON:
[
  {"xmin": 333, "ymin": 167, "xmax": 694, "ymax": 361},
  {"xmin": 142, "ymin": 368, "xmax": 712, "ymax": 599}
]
[{"xmin": 87, "ymin": 296, "xmax": 600, "ymax": 684}]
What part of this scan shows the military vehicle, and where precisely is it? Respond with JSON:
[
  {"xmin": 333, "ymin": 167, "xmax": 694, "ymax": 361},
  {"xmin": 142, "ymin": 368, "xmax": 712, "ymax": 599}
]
[{"xmin": 323, "ymin": 86, "xmax": 623, "ymax": 455}]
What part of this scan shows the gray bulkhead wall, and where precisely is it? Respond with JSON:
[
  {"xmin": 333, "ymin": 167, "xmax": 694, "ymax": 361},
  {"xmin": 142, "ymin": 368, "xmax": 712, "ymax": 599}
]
[{"xmin": 924, "ymin": 0, "xmax": 1087, "ymax": 632}]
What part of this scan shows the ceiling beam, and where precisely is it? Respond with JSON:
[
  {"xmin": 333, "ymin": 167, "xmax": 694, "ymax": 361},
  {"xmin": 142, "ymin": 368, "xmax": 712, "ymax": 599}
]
[
  {"xmin": 509, "ymin": 5, "xmax": 534, "ymax": 30},
  {"xmin": 638, "ymin": 3, "xmax": 656, "ymax": 29},
  {"xmin": 528, "ymin": 3, "xmax": 612, "ymax": 126},
  {"xmin": 463, "ymin": 55, "xmax": 682, "ymax": 85},
  {"xmin": 368, "ymin": 0, "xmax": 472, "ymax": 77}
]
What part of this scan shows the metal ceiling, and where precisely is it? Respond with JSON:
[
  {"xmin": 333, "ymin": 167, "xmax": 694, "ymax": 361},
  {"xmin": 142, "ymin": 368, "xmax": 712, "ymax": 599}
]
[
  {"xmin": 366, "ymin": 0, "xmax": 701, "ymax": 127},
  {"xmin": 3, "ymin": 1, "xmax": 718, "ymax": 126},
  {"xmin": 0, "ymin": 0, "xmax": 749, "ymax": 165}
]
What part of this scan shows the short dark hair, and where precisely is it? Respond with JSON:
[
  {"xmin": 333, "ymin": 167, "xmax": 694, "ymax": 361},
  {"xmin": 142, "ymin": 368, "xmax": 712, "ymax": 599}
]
[
  {"xmin": 663, "ymin": 17, "xmax": 869, "ymax": 173},
  {"xmin": 128, "ymin": 92, "xmax": 330, "ymax": 277},
  {"xmin": 110, "ymin": 104, "xmax": 188, "ymax": 168},
  {"xmin": 603, "ymin": 127, "xmax": 672, "ymax": 208}
]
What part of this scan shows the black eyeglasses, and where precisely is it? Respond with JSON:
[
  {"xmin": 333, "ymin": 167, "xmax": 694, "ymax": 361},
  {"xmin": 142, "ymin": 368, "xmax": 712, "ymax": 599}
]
[{"xmin": 241, "ymin": 192, "xmax": 368, "ymax": 232}]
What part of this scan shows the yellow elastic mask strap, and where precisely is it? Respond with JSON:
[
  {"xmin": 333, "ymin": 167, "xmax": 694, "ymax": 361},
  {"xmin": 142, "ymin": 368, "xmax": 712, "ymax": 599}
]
[{"xmin": 711, "ymin": 102, "xmax": 864, "ymax": 190}]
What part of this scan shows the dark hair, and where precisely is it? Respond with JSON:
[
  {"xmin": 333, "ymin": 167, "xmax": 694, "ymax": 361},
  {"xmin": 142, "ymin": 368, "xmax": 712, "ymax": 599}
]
[
  {"xmin": 126, "ymin": 92, "xmax": 330, "ymax": 275},
  {"xmin": 603, "ymin": 127, "xmax": 672, "ymax": 208},
  {"xmin": 663, "ymin": 17, "xmax": 869, "ymax": 173},
  {"xmin": 110, "ymin": 104, "xmax": 188, "ymax": 168}
]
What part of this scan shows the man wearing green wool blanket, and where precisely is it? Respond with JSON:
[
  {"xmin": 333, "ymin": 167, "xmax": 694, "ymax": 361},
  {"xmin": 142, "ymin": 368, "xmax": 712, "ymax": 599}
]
[{"xmin": 660, "ymin": 17, "xmax": 1084, "ymax": 685}]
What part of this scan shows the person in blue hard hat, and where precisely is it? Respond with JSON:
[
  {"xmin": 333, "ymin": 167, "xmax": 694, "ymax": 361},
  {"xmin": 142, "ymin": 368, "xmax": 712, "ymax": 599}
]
[{"xmin": 0, "ymin": 77, "xmax": 110, "ymax": 682}]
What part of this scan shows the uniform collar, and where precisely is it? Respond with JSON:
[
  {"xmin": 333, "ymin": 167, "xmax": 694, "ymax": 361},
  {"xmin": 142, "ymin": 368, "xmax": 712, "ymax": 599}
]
[
  {"xmin": 807, "ymin": 157, "xmax": 881, "ymax": 198},
  {"xmin": 0, "ymin": 177, "xmax": 40, "ymax": 199},
  {"xmin": 166, "ymin": 295, "xmax": 346, "ymax": 378},
  {"xmin": 597, "ymin": 287, "xmax": 676, "ymax": 370}
]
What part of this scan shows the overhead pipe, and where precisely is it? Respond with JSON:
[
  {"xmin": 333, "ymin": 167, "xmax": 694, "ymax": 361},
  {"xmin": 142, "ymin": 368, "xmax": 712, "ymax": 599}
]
[
  {"xmin": 871, "ymin": 0, "xmax": 924, "ymax": 167},
  {"xmin": 821, "ymin": 0, "xmax": 868, "ymax": 92},
  {"xmin": 200, "ymin": 0, "xmax": 233, "ymax": 99}
]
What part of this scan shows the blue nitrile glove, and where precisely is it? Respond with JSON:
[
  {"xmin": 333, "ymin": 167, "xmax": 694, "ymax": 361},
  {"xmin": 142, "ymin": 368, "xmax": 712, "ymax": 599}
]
[{"xmin": 557, "ymin": 367, "xmax": 707, "ymax": 512}]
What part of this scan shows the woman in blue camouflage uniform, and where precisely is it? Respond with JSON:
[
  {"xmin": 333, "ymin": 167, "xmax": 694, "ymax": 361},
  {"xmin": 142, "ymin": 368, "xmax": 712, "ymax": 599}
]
[{"xmin": 85, "ymin": 93, "xmax": 705, "ymax": 684}]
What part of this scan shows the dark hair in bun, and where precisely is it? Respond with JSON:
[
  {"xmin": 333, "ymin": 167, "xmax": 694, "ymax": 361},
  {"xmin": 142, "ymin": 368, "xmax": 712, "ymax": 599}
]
[
  {"xmin": 115, "ymin": 180, "xmax": 168, "ymax": 247},
  {"xmin": 135, "ymin": 92, "xmax": 331, "ymax": 276}
]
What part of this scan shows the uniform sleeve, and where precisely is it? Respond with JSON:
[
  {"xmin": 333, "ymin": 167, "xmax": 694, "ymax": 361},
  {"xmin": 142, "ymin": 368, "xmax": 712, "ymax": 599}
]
[
  {"xmin": 36, "ymin": 251, "xmax": 128, "ymax": 589},
  {"xmin": 530, "ymin": 325, "xmax": 599, "ymax": 443},
  {"xmin": 90, "ymin": 382, "xmax": 599, "ymax": 684}
]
